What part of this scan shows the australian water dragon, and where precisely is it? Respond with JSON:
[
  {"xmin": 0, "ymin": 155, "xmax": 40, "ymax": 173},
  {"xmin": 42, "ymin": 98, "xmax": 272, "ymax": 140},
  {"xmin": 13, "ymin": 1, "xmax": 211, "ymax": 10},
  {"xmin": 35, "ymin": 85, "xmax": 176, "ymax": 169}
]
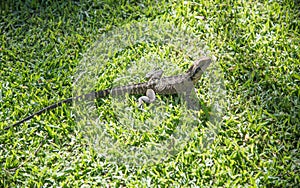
[{"xmin": 5, "ymin": 57, "xmax": 212, "ymax": 130}]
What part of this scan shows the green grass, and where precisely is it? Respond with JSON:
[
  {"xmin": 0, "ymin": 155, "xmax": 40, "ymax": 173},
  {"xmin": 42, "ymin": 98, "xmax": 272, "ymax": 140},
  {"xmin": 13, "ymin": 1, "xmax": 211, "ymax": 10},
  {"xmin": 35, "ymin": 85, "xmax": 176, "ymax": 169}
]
[{"xmin": 1, "ymin": 0, "xmax": 299, "ymax": 187}]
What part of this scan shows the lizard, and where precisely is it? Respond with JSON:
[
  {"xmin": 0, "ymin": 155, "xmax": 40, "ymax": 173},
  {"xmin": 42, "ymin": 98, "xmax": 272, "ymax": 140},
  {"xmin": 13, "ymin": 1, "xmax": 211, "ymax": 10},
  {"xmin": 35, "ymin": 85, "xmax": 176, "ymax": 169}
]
[{"xmin": 4, "ymin": 57, "xmax": 212, "ymax": 130}]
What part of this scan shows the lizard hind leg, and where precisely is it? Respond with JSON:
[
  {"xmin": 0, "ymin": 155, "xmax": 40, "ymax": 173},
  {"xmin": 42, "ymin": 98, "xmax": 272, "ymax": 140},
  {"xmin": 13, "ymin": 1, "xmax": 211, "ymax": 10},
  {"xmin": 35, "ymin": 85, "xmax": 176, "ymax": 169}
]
[
  {"xmin": 138, "ymin": 68, "xmax": 162, "ymax": 108},
  {"xmin": 138, "ymin": 89, "xmax": 156, "ymax": 108}
]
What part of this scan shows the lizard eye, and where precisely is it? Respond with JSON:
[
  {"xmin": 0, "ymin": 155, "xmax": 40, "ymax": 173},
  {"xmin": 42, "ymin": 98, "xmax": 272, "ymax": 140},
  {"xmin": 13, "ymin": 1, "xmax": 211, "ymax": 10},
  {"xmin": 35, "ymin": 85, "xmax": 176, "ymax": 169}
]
[{"xmin": 195, "ymin": 66, "xmax": 203, "ymax": 74}]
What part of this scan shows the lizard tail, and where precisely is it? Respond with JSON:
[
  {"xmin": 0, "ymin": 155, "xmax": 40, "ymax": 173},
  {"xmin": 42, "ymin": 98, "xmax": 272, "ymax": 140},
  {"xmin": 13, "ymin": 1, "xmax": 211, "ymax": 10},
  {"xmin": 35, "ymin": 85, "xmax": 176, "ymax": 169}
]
[
  {"xmin": 4, "ymin": 98, "xmax": 73, "ymax": 130},
  {"xmin": 4, "ymin": 89, "xmax": 111, "ymax": 130}
]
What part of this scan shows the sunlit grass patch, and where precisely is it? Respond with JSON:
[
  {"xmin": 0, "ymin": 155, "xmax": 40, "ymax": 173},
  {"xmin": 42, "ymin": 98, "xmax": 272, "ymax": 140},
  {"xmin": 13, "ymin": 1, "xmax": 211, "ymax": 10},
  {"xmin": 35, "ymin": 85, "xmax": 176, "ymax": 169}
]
[{"xmin": 1, "ymin": 0, "xmax": 299, "ymax": 187}]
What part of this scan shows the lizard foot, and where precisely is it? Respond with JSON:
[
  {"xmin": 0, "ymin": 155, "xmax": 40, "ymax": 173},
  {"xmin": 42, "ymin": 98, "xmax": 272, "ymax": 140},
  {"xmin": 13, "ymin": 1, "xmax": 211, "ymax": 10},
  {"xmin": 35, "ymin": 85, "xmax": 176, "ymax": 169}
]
[{"xmin": 138, "ymin": 89, "xmax": 156, "ymax": 109}]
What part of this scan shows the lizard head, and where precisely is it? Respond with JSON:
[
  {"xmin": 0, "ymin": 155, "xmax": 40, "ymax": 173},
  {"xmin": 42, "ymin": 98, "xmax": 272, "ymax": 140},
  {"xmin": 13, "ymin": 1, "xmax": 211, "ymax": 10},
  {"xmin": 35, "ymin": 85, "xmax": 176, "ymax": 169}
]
[{"xmin": 187, "ymin": 57, "xmax": 212, "ymax": 84}]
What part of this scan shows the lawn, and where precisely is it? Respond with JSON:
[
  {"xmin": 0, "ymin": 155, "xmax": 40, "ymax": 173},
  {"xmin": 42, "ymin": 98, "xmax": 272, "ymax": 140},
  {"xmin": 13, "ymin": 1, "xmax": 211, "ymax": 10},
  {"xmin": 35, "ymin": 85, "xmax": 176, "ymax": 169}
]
[{"xmin": 0, "ymin": 0, "xmax": 299, "ymax": 187}]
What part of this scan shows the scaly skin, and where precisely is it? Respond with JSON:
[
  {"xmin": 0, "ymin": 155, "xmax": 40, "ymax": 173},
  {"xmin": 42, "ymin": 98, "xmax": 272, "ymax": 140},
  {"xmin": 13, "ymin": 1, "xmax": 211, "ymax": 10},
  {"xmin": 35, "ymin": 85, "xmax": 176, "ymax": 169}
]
[{"xmin": 4, "ymin": 57, "xmax": 211, "ymax": 130}]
